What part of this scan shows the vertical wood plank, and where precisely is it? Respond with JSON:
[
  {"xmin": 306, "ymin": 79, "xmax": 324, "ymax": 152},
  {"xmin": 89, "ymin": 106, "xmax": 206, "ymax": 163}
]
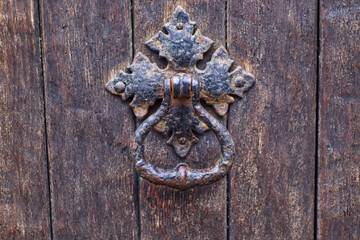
[
  {"xmin": 133, "ymin": 1, "xmax": 227, "ymax": 239},
  {"xmin": 0, "ymin": 1, "xmax": 51, "ymax": 239},
  {"xmin": 228, "ymin": 0, "xmax": 316, "ymax": 239},
  {"xmin": 318, "ymin": 0, "xmax": 360, "ymax": 239},
  {"xmin": 41, "ymin": 0, "xmax": 136, "ymax": 238}
]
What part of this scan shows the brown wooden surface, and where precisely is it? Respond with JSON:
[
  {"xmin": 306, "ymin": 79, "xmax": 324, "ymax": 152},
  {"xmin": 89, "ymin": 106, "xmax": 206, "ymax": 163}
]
[
  {"xmin": 0, "ymin": 1, "xmax": 51, "ymax": 239},
  {"xmin": 227, "ymin": 0, "xmax": 317, "ymax": 239},
  {"xmin": 41, "ymin": 0, "xmax": 137, "ymax": 239},
  {"xmin": 318, "ymin": 0, "xmax": 360, "ymax": 239},
  {"xmin": 2, "ymin": 0, "xmax": 360, "ymax": 239},
  {"xmin": 133, "ymin": 1, "xmax": 228, "ymax": 239}
]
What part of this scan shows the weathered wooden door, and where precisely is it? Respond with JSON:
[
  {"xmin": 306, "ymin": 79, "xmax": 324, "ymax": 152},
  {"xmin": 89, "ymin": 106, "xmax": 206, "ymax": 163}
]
[{"xmin": 1, "ymin": 0, "xmax": 359, "ymax": 239}]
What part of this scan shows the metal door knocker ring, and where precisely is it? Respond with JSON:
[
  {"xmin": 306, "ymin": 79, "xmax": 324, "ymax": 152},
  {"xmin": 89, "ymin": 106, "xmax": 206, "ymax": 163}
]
[{"xmin": 106, "ymin": 6, "xmax": 255, "ymax": 190}]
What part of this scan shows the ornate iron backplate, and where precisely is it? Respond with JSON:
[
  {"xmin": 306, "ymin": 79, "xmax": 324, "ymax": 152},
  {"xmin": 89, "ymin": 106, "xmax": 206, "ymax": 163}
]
[{"xmin": 106, "ymin": 6, "xmax": 255, "ymax": 190}]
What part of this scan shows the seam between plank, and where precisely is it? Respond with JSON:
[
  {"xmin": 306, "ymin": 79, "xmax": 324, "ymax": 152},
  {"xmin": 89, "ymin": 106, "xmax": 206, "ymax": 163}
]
[
  {"xmin": 225, "ymin": 1, "xmax": 231, "ymax": 240},
  {"xmin": 314, "ymin": 0, "xmax": 321, "ymax": 239},
  {"xmin": 36, "ymin": 0, "xmax": 54, "ymax": 239},
  {"xmin": 130, "ymin": 1, "xmax": 141, "ymax": 239}
]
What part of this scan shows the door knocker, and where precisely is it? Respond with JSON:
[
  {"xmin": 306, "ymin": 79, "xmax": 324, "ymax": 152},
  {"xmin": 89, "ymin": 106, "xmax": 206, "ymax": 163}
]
[{"xmin": 106, "ymin": 6, "xmax": 255, "ymax": 190}]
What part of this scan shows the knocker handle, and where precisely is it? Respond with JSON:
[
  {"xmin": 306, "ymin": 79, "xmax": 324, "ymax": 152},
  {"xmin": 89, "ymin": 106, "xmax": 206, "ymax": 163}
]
[
  {"xmin": 106, "ymin": 6, "xmax": 254, "ymax": 190},
  {"xmin": 131, "ymin": 77, "xmax": 235, "ymax": 190}
]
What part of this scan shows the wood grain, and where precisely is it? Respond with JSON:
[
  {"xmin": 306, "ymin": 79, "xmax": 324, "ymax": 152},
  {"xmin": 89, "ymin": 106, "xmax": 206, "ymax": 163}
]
[
  {"xmin": 133, "ymin": 1, "xmax": 228, "ymax": 239},
  {"xmin": 318, "ymin": 0, "xmax": 360, "ymax": 239},
  {"xmin": 3, "ymin": 0, "xmax": 359, "ymax": 238},
  {"xmin": 0, "ymin": 1, "xmax": 51, "ymax": 239},
  {"xmin": 227, "ymin": 0, "xmax": 317, "ymax": 239},
  {"xmin": 41, "ymin": 0, "xmax": 137, "ymax": 239}
]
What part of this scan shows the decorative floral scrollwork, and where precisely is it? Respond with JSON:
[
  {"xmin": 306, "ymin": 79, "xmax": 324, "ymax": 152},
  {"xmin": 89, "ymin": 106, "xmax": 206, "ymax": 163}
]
[{"xmin": 106, "ymin": 6, "xmax": 255, "ymax": 159}]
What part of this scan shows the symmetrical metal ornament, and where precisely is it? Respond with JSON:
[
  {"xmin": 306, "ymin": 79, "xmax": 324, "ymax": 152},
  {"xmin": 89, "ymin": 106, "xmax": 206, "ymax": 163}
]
[{"xmin": 106, "ymin": 6, "xmax": 255, "ymax": 190}]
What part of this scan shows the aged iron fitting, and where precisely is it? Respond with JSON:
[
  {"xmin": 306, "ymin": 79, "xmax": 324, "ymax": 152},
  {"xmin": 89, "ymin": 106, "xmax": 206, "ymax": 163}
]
[{"xmin": 106, "ymin": 6, "xmax": 255, "ymax": 190}]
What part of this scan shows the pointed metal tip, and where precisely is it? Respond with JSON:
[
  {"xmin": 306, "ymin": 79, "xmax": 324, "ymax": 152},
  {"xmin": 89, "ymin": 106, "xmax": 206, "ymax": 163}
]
[
  {"xmin": 218, "ymin": 45, "xmax": 227, "ymax": 51},
  {"xmin": 130, "ymin": 100, "xmax": 149, "ymax": 120},
  {"xmin": 175, "ymin": 5, "xmax": 184, "ymax": 12},
  {"xmin": 105, "ymin": 78, "xmax": 117, "ymax": 93},
  {"xmin": 214, "ymin": 45, "xmax": 228, "ymax": 55},
  {"xmin": 133, "ymin": 52, "xmax": 148, "ymax": 61},
  {"xmin": 173, "ymin": 5, "xmax": 189, "ymax": 17}
]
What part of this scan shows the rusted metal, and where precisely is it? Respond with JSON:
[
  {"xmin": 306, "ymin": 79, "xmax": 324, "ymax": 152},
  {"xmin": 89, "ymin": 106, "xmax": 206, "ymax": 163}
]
[
  {"xmin": 132, "ymin": 77, "xmax": 235, "ymax": 190},
  {"xmin": 106, "ymin": 6, "xmax": 255, "ymax": 190}
]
